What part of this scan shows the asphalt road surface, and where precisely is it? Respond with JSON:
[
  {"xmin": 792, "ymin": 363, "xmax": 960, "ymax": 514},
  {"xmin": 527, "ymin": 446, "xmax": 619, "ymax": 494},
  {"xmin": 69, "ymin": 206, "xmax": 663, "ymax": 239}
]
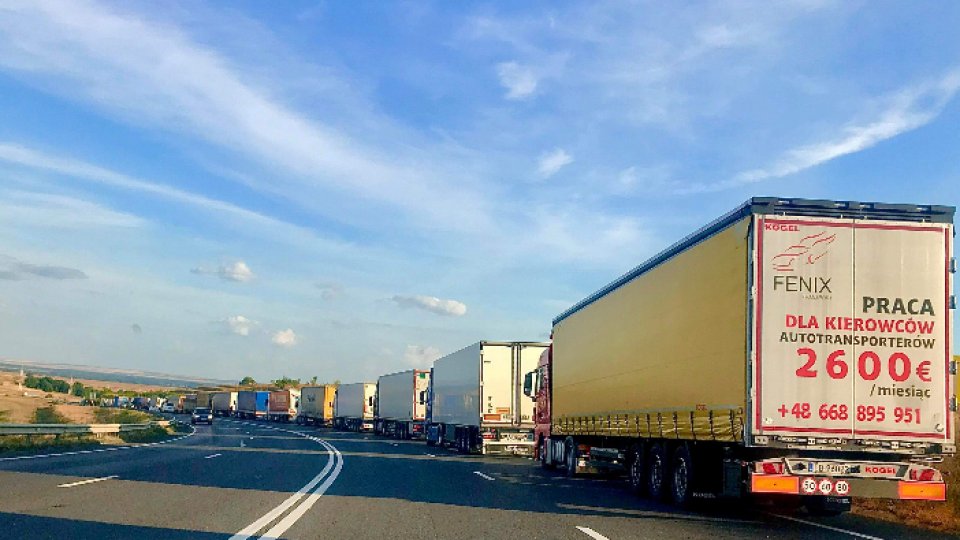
[{"xmin": 0, "ymin": 417, "xmax": 953, "ymax": 539}]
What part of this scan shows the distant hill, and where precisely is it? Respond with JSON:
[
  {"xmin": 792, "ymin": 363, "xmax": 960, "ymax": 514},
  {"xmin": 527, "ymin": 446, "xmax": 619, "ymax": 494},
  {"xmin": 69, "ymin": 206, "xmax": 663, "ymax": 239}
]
[{"xmin": 0, "ymin": 358, "xmax": 232, "ymax": 389}]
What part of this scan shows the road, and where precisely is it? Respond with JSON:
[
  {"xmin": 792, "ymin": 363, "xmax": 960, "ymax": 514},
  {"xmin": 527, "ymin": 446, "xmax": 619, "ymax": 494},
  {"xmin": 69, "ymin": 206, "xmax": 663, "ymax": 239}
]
[{"xmin": 0, "ymin": 417, "xmax": 953, "ymax": 539}]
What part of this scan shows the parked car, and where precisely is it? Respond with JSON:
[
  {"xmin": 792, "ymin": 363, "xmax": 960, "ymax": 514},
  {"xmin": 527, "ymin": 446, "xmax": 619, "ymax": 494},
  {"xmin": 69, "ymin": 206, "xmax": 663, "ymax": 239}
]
[{"xmin": 191, "ymin": 407, "xmax": 213, "ymax": 425}]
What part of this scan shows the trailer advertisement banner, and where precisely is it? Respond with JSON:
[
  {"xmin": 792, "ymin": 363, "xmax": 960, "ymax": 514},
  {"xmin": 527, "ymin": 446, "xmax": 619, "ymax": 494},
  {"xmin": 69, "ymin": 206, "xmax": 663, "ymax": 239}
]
[{"xmin": 754, "ymin": 216, "xmax": 952, "ymax": 442}]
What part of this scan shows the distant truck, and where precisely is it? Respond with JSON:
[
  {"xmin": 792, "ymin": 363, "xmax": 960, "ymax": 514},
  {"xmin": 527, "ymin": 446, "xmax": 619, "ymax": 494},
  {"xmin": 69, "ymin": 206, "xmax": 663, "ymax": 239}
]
[
  {"xmin": 171, "ymin": 394, "xmax": 186, "ymax": 413},
  {"xmin": 237, "ymin": 390, "xmax": 270, "ymax": 420},
  {"xmin": 335, "ymin": 382, "xmax": 376, "ymax": 432},
  {"xmin": 297, "ymin": 385, "xmax": 337, "ymax": 426},
  {"xmin": 182, "ymin": 394, "xmax": 198, "ymax": 414},
  {"xmin": 132, "ymin": 396, "xmax": 147, "ymax": 410},
  {"xmin": 426, "ymin": 341, "xmax": 548, "ymax": 455},
  {"xmin": 528, "ymin": 197, "xmax": 955, "ymax": 514},
  {"xmin": 375, "ymin": 369, "xmax": 430, "ymax": 439},
  {"xmin": 268, "ymin": 389, "xmax": 300, "ymax": 422},
  {"xmin": 195, "ymin": 390, "xmax": 215, "ymax": 409},
  {"xmin": 211, "ymin": 391, "xmax": 238, "ymax": 417}
]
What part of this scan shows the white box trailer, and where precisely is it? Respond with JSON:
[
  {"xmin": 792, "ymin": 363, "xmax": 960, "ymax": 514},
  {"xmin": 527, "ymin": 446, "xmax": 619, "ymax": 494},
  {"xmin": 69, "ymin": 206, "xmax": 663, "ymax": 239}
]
[
  {"xmin": 335, "ymin": 382, "xmax": 376, "ymax": 432},
  {"xmin": 426, "ymin": 341, "xmax": 549, "ymax": 455},
  {"xmin": 210, "ymin": 391, "xmax": 237, "ymax": 417},
  {"xmin": 376, "ymin": 369, "xmax": 430, "ymax": 439}
]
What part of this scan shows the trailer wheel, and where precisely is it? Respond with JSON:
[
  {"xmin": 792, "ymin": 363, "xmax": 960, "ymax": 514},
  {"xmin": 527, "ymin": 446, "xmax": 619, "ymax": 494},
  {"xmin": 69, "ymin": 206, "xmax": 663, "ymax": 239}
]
[
  {"xmin": 671, "ymin": 445, "xmax": 694, "ymax": 507},
  {"xmin": 628, "ymin": 444, "xmax": 646, "ymax": 495},
  {"xmin": 564, "ymin": 437, "xmax": 578, "ymax": 477},
  {"xmin": 647, "ymin": 443, "xmax": 668, "ymax": 500}
]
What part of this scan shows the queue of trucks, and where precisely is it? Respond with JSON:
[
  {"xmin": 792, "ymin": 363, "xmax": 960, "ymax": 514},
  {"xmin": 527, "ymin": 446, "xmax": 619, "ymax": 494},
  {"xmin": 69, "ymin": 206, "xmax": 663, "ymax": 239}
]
[{"xmin": 153, "ymin": 198, "xmax": 958, "ymax": 515}]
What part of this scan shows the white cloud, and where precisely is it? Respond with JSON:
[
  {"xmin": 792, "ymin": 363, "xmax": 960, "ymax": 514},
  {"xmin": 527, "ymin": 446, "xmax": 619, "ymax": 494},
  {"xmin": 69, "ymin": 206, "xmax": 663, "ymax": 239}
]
[
  {"xmin": 223, "ymin": 315, "xmax": 256, "ymax": 336},
  {"xmin": 496, "ymin": 61, "xmax": 538, "ymax": 99},
  {"xmin": 219, "ymin": 261, "xmax": 254, "ymax": 282},
  {"xmin": 271, "ymin": 328, "xmax": 298, "ymax": 347},
  {"xmin": 191, "ymin": 261, "xmax": 255, "ymax": 283},
  {"xmin": 403, "ymin": 345, "xmax": 442, "ymax": 368},
  {"xmin": 391, "ymin": 295, "xmax": 467, "ymax": 317},
  {"xmin": 537, "ymin": 148, "xmax": 573, "ymax": 178}
]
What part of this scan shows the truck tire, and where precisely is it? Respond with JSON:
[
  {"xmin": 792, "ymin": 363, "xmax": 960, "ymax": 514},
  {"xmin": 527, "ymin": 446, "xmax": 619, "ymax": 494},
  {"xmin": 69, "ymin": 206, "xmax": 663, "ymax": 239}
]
[
  {"xmin": 539, "ymin": 437, "xmax": 555, "ymax": 470},
  {"xmin": 628, "ymin": 444, "xmax": 646, "ymax": 495},
  {"xmin": 671, "ymin": 445, "xmax": 694, "ymax": 507},
  {"xmin": 647, "ymin": 443, "xmax": 668, "ymax": 500},
  {"xmin": 564, "ymin": 437, "xmax": 578, "ymax": 477}
]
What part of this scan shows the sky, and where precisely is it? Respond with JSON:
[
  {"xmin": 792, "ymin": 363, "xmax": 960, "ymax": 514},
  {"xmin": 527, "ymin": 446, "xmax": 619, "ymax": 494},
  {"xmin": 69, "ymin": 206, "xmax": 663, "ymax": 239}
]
[{"xmin": 0, "ymin": 1, "xmax": 958, "ymax": 384}]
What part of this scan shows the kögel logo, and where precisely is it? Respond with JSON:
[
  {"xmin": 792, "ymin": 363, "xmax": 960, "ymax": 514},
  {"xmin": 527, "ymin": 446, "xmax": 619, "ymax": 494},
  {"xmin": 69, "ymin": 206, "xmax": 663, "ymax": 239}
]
[
  {"xmin": 770, "ymin": 229, "xmax": 836, "ymax": 272},
  {"xmin": 864, "ymin": 466, "xmax": 897, "ymax": 475}
]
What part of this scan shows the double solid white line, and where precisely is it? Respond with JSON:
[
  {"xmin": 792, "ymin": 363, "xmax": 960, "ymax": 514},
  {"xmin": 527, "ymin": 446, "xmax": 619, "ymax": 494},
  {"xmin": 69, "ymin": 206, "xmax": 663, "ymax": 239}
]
[{"xmin": 229, "ymin": 430, "xmax": 342, "ymax": 540}]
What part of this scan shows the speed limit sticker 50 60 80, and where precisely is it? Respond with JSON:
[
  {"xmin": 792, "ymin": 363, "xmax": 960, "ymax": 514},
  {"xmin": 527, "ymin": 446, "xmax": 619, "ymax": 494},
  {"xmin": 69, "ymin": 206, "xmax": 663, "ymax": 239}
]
[{"xmin": 753, "ymin": 217, "xmax": 952, "ymax": 441}]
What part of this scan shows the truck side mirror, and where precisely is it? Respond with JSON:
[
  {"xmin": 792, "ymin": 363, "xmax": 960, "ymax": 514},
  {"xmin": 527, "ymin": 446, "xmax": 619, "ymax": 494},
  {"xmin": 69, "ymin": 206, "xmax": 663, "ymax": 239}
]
[{"xmin": 523, "ymin": 371, "xmax": 534, "ymax": 398}]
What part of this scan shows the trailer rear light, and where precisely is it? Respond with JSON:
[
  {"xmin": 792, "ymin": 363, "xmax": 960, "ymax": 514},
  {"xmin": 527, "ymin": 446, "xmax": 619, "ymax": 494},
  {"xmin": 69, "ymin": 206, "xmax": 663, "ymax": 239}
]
[
  {"xmin": 760, "ymin": 462, "xmax": 784, "ymax": 475},
  {"xmin": 898, "ymin": 482, "xmax": 946, "ymax": 501},
  {"xmin": 909, "ymin": 468, "xmax": 939, "ymax": 482},
  {"xmin": 482, "ymin": 429, "xmax": 498, "ymax": 440},
  {"xmin": 751, "ymin": 475, "xmax": 799, "ymax": 494}
]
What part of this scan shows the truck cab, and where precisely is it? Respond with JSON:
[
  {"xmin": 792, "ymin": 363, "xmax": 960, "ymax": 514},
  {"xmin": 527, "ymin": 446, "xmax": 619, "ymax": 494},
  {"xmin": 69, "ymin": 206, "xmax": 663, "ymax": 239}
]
[{"xmin": 524, "ymin": 346, "xmax": 552, "ymax": 462}]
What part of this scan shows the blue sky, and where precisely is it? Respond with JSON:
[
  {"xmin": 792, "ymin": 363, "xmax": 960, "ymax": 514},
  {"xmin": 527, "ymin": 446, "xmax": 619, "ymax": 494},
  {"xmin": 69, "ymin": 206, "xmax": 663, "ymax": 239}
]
[{"xmin": 0, "ymin": 1, "xmax": 958, "ymax": 383}]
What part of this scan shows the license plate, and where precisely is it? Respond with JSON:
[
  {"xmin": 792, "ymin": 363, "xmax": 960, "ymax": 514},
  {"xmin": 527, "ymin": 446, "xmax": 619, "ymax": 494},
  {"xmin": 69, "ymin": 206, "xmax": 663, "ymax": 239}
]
[{"xmin": 811, "ymin": 462, "xmax": 851, "ymax": 475}]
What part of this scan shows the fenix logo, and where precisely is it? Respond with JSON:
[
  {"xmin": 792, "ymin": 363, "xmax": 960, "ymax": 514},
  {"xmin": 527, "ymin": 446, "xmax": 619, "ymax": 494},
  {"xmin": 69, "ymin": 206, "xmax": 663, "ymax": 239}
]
[{"xmin": 770, "ymin": 229, "xmax": 836, "ymax": 272}]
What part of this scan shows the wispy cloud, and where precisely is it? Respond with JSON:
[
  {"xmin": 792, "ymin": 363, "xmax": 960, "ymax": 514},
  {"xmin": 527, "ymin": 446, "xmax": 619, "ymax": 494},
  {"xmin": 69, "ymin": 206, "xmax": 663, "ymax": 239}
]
[
  {"xmin": 391, "ymin": 295, "xmax": 467, "ymax": 317},
  {"xmin": 496, "ymin": 61, "xmax": 538, "ymax": 99},
  {"xmin": 315, "ymin": 282, "xmax": 343, "ymax": 301},
  {"xmin": 0, "ymin": 2, "xmax": 491, "ymax": 232},
  {"xmin": 681, "ymin": 69, "xmax": 960, "ymax": 193},
  {"xmin": 191, "ymin": 261, "xmax": 255, "ymax": 283},
  {"xmin": 403, "ymin": 345, "xmax": 442, "ymax": 368},
  {"xmin": 0, "ymin": 189, "xmax": 143, "ymax": 228},
  {"xmin": 0, "ymin": 256, "xmax": 88, "ymax": 280},
  {"xmin": 537, "ymin": 148, "xmax": 573, "ymax": 179},
  {"xmin": 272, "ymin": 328, "xmax": 298, "ymax": 347}
]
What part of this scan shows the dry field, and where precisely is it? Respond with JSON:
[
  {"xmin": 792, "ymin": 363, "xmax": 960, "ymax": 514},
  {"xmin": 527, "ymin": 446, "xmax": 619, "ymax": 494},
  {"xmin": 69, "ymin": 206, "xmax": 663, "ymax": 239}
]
[{"xmin": 0, "ymin": 370, "xmax": 174, "ymax": 424}]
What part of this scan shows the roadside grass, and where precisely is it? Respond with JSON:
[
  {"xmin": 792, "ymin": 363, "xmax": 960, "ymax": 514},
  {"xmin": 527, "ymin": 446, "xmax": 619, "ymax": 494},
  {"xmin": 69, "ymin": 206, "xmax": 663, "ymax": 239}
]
[
  {"xmin": 93, "ymin": 408, "xmax": 152, "ymax": 424},
  {"xmin": 118, "ymin": 425, "xmax": 172, "ymax": 443},
  {"xmin": 0, "ymin": 410, "xmax": 9, "ymax": 422},
  {"xmin": 0, "ymin": 434, "xmax": 101, "ymax": 453},
  {"xmin": 32, "ymin": 406, "xmax": 70, "ymax": 424},
  {"xmin": 1, "ymin": 406, "xmax": 179, "ymax": 455}
]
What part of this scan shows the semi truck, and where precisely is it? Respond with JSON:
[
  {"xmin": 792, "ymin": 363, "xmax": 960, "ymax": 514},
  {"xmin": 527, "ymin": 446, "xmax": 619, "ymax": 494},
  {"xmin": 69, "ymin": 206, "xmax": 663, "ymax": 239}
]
[
  {"xmin": 268, "ymin": 388, "xmax": 300, "ymax": 422},
  {"xmin": 334, "ymin": 382, "xmax": 376, "ymax": 432},
  {"xmin": 195, "ymin": 390, "xmax": 215, "ymax": 409},
  {"xmin": 375, "ymin": 369, "xmax": 430, "ymax": 439},
  {"xmin": 182, "ymin": 394, "xmax": 198, "ymax": 414},
  {"xmin": 426, "ymin": 341, "xmax": 548, "ymax": 455},
  {"xmin": 237, "ymin": 390, "xmax": 270, "ymax": 420},
  {"xmin": 527, "ymin": 197, "xmax": 954, "ymax": 514},
  {"xmin": 297, "ymin": 385, "xmax": 337, "ymax": 426},
  {"xmin": 211, "ymin": 391, "xmax": 238, "ymax": 417}
]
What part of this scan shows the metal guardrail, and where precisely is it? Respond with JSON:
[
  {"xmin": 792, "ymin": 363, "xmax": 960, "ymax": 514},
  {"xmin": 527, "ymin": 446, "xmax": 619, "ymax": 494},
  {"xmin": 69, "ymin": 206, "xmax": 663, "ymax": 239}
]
[{"xmin": 0, "ymin": 420, "xmax": 171, "ymax": 436}]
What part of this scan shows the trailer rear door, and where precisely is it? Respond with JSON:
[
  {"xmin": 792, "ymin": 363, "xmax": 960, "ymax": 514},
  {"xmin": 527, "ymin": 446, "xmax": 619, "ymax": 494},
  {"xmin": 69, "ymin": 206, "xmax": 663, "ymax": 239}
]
[{"xmin": 752, "ymin": 215, "xmax": 952, "ymax": 445}]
